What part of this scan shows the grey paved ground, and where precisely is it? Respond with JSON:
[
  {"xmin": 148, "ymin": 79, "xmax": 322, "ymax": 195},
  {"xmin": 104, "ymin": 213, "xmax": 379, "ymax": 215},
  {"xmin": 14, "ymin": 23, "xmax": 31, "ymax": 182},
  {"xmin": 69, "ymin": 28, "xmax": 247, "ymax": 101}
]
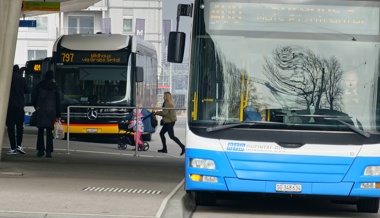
[{"xmin": 0, "ymin": 125, "xmax": 193, "ymax": 218}]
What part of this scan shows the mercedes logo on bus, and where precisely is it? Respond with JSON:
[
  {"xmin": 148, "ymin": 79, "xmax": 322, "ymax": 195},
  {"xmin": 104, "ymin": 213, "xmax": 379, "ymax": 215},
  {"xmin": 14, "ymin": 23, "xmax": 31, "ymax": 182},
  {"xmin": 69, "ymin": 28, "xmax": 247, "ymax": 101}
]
[{"xmin": 87, "ymin": 109, "xmax": 98, "ymax": 120}]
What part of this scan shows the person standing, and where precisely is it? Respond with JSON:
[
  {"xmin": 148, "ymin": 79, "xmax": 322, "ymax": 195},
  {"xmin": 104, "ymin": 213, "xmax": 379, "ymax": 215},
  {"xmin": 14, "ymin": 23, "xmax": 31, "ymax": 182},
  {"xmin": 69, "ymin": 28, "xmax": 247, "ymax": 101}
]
[
  {"xmin": 31, "ymin": 70, "xmax": 61, "ymax": 158},
  {"xmin": 155, "ymin": 92, "xmax": 185, "ymax": 156},
  {"xmin": 6, "ymin": 65, "xmax": 30, "ymax": 155}
]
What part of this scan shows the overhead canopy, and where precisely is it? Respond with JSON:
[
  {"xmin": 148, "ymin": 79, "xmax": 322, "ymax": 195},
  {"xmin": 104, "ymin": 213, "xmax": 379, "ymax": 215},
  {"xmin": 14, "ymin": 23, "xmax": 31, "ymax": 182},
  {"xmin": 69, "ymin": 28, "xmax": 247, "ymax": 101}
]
[{"xmin": 20, "ymin": 0, "xmax": 102, "ymax": 17}]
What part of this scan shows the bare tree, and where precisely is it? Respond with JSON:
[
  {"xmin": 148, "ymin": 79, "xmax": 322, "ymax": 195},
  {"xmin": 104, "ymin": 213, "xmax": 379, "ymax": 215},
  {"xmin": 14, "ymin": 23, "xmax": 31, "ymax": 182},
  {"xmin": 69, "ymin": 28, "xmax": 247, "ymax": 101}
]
[
  {"xmin": 263, "ymin": 45, "xmax": 343, "ymax": 110},
  {"xmin": 322, "ymin": 57, "xmax": 344, "ymax": 110}
]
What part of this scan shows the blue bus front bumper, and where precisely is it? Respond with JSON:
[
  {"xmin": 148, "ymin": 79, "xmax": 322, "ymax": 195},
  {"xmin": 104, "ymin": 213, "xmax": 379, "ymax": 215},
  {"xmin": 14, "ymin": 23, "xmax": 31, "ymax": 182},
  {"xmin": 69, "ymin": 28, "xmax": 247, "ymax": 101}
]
[{"xmin": 185, "ymin": 148, "xmax": 380, "ymax": 197}]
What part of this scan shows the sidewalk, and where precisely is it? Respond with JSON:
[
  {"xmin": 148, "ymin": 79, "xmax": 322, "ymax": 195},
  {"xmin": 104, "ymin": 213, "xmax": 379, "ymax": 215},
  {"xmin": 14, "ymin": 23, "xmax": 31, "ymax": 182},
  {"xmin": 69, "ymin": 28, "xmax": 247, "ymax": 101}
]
[{"xmin": 0, "ymin": 127, "xmax": 192, "ymax": 218}]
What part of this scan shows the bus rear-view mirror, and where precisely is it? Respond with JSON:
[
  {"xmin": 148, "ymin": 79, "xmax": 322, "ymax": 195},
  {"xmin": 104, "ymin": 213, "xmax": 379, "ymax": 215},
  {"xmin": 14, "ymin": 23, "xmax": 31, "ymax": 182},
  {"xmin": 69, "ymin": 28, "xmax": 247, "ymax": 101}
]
[{"xmin": 168, "ymin": 32, "xmax": 186, "ymax": 63}]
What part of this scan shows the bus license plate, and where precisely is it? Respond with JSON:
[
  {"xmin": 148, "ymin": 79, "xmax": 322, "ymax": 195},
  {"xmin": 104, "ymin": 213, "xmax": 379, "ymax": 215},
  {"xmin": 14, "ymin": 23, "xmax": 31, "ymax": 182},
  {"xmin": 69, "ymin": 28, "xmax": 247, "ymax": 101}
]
[
  {"xmin": 86, "ymin": 128, "xmax": 98, "ymax": 133},
  {"xmin": 276, "ymin": 184, "xmax": 302, "ymax": 192}
]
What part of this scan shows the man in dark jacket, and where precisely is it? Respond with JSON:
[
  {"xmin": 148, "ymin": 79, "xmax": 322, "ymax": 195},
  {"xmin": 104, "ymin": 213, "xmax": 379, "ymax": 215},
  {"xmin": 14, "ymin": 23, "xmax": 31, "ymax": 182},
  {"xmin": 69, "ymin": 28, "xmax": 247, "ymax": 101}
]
[
  {"xmin": 31, "ymin": 70, "xmax": 61, "ymax": 158},
  {"xmin": 6, "ymin": 65, "xmax": 30, "ymax": 155}
]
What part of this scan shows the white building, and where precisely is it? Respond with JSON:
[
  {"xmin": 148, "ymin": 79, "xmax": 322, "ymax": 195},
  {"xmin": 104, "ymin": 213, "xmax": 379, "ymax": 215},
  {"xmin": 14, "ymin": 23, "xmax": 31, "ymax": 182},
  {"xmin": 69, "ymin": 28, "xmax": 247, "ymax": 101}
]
[{"xmin": 15, "ymin": 0, "xmax": 162, "ymax": 68}]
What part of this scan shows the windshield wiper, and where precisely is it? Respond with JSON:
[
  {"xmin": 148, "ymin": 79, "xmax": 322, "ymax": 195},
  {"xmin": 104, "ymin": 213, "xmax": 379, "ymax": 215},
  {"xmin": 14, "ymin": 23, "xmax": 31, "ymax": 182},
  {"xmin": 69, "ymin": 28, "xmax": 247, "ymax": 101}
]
[
  {"xmin": 206, "ymin": 121, "xmax": 288, "ymax": 133},
  {"xmin": 323, "ymin": 117, "xmax": 370, "ymax": 139},
  {"xmin": 206, "ymin": 115, "xmax": 371, "ymax": 138},
  {"xmin": 285, "ymin": 114, "xmax": 370, "ymax": 139}
]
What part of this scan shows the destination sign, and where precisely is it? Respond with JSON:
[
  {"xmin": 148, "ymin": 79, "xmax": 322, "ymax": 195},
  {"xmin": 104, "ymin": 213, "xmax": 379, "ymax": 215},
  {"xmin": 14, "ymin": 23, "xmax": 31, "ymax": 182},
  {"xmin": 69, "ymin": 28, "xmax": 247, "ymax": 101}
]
[
  {"xmin": 209, "ymin": 3, "xmax": 379, "ymax": 35},
  {"xmin": 22, "ymin": 1, "xmax": 60, "ymax": 11},
  {"xmin": 57, "ymin": 51, "xmax": 129, "ymax": 65},
  {"xmin": 33, "ymin": 63, "xmax": 41, "ymax": 72},
  {"xmin": 25, "ymin": 60, "xmax": 42, "ymax": 74}
]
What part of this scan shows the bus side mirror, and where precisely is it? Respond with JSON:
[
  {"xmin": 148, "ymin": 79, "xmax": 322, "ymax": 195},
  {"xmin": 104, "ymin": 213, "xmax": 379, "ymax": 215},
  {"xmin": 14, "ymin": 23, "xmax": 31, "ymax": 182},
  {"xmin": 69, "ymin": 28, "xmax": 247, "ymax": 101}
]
[
  {"xmin": 135, "ymin": 66, "xmax": 144, "ymax": 82},
  {"xmin": 167, "ymin": 32, "xmax": 186, "ymax": 63}
]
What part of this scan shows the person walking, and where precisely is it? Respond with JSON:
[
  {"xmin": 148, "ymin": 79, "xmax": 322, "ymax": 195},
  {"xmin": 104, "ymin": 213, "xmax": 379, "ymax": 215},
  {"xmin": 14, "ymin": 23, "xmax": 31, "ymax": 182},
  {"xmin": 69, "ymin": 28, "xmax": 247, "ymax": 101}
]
[
  {"xmin": 6, "ymin": 65, "xmax": 30, "ymax": 155},
  {"xmin": 31, "ymin": 70, "xmax": 61, "ymax": 158},
  {"xmin": 155, "ymin": 92, "xmax": 185, "ymax": 156}
]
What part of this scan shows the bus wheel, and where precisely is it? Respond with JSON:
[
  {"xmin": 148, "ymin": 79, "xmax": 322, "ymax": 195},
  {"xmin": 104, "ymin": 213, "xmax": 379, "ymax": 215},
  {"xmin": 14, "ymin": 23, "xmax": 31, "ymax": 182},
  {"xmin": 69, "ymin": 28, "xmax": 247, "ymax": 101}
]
[
  {"xmin": 194, "ymin": 192, "xmax": 217, "ymax": 206},
  {"xmin": 357, "ymin": 198, "xmax": 379, "ymax": 213}
]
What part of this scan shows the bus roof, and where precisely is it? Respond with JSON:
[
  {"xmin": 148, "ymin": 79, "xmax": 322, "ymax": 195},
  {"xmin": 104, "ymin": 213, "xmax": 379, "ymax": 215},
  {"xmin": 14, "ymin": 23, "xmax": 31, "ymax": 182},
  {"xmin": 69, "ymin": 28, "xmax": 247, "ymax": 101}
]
[{"xmin": 53, "ymin": 34, "xmax": 157, "ymax": 58}]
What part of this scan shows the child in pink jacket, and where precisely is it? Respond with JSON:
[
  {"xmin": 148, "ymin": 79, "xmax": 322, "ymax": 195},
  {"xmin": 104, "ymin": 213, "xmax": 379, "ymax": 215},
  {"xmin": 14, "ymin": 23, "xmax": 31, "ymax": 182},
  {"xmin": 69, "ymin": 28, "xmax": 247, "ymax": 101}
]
[{"xmin": 128, "ymin": 109, "xmax": 144, "ymax": 146}]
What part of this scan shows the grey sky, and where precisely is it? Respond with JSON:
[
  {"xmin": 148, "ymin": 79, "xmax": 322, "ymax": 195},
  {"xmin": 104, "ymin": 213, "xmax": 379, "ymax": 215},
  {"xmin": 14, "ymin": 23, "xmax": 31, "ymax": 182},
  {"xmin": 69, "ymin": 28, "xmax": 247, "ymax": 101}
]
[
  {"xmin": 163, "ymin": 0, "xmax": 193, "ymax": 32},
  {"xmin": 163, "ymin": 0, "xmax": 193, "ymax": 60}
]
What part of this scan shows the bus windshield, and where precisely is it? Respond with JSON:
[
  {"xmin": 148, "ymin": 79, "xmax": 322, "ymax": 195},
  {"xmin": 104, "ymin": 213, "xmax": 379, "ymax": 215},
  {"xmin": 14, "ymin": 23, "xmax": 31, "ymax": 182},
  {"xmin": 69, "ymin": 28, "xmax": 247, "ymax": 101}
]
[
  {"xmin": 189, "ymin": 0, "xmax": 380, "ymax": 133},
  {"xmin": 56, "ymin": 65, "xmax": 131, "ymax": 106}
]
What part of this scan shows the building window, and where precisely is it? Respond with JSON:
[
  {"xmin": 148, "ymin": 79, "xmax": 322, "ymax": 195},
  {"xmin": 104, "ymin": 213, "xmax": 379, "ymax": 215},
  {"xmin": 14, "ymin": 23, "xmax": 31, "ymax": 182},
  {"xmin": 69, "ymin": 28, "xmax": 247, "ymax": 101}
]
[
  {"xmin": 35, "ymin": 16, "xmax": 48, "ymax": 30},
  {"xmin": 68, "ymin": 16, "xmax": 94, "ymax": 34},
  {"xmin": 28, "ymin": 50, "xmax": 47, "ymax": 60},
  {"xmin": 123, "ymin": 18, "xmax": 132, "ymax": 33}
]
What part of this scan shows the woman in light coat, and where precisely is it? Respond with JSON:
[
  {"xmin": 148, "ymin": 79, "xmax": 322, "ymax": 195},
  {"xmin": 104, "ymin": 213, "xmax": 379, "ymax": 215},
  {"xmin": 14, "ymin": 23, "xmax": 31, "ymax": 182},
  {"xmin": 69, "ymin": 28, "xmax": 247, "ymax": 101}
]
[{"xmin": 155, "ymin": 92, "xmax": 185, "ymax": 156}]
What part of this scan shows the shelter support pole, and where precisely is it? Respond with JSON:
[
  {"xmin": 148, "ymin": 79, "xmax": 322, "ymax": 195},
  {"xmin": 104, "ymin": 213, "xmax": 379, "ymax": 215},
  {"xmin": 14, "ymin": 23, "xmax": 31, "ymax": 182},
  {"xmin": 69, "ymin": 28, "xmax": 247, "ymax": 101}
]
[{"xmin": 0, "ymin": 0, "xmax": 22, "ymax": 159}]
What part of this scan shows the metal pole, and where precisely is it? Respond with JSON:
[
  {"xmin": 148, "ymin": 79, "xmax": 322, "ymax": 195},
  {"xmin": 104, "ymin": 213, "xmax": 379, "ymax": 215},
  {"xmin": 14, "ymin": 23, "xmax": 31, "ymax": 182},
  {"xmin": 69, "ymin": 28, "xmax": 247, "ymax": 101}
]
[
  {"xmin": 62, "ymin": 105, "xmax": 186, "ymax": 156},
  {"xmin": 170, "ymin": 63, "xmax": 172, "ymax": 94},
  {"xmin": 134, "ymin": 105, "xmax": 139, "ymax": 156},
  {"xmin": 134, "ymin": 74, "xmax": 141, "ymax": 156},
  {"xmin": 66, "ymin": 106, "xmax": 70, "ymax": 154}
]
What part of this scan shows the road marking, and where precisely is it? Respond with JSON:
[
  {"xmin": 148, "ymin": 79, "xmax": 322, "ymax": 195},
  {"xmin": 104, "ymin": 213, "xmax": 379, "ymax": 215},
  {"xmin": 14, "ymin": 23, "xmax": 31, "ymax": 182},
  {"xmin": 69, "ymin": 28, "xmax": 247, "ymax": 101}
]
[
  {"xmin": 54, "ymin": 148, "xmax": 165, "ymax": 158},
  {"xmin": 83, "ymin": 187, "xmax": 162, "ymax": 195},
  {"xmin": 0, "ymin": 210, "xmax": 152, "ymax": 217},
  {"xmin": 0, "ymin": 171, "xmax": 23, "ymax": 176}
]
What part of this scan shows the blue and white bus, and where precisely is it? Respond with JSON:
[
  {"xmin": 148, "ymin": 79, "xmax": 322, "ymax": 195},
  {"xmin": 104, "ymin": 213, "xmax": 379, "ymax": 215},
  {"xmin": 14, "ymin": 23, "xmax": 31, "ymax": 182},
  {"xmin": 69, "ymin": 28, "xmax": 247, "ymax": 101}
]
[{"xmin": 168, "ymin": 0, "xmax": 380, "ymax": 213}]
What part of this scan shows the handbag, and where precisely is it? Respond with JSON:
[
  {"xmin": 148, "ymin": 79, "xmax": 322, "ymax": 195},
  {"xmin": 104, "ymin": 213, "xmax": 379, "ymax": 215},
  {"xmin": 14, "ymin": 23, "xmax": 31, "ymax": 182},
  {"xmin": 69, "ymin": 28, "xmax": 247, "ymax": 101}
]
[
  {"xmin": 151, "ymin": 114, "xmax": 158, "ymax": 128},
  {"xmin": 29, "ymin": 110, "xmax": 38, "ymax": 126},
  {"xmin": 54, "ymin": 120, "xmax": 65, "ymax": 139}
]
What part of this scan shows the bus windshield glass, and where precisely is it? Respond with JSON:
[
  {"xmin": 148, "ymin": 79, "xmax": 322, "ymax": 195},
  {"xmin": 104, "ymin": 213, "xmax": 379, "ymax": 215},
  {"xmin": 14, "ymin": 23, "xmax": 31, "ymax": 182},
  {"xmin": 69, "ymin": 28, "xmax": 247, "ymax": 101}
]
[
  {"xmin": 190, "ymin": 0, "xmax": 380, "ymax": 133},
  {"xmin": 56, "ymin": 65, "xmax": 131, "ymax": 106}
]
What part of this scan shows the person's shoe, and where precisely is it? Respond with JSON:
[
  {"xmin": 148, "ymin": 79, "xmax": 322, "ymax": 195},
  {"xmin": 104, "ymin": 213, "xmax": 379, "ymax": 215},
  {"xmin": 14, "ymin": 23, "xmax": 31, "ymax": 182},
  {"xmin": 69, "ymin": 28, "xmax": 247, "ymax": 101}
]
[
  {"xmin": 36, "ymin": 150, "xmax": 44, "ymax": 157},
  {"xmin": 158, "ymin": 149, "xmax": 167, "ymax": 153},
  {"xmin": 45, "ymin": 151, "xmax": 52, "ymax": 158},
  {"xmin": 16, "ymin": 146, "xmax": 26, "ymax": 154},
  {"xmin": 7, "ymin": 149, "xmax": 17, "ymax": 155}
]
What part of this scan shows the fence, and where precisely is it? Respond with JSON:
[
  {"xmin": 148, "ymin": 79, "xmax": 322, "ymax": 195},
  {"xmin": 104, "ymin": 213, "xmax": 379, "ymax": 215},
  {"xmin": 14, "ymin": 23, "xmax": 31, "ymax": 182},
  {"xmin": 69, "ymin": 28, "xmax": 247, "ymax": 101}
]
[{"xmin": 65, "ymin": 105, "xmax": 186, "ymax": 156}]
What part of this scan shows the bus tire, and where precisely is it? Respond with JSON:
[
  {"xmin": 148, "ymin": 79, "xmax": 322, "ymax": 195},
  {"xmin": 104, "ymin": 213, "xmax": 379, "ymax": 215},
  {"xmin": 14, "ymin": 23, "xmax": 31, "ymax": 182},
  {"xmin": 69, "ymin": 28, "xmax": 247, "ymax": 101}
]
[
  {"xmin": 194, "ymin": 192, "xmax": 217, "ymax": 206},
  {"xmin": 357, "ymin": 198, "xmax": 379, "ymax": 213}
]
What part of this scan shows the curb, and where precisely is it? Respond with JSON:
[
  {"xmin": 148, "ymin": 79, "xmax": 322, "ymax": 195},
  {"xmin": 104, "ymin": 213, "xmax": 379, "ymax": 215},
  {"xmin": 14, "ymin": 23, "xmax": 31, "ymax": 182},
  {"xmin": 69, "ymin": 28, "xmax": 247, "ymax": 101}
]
[{"xmin": 160, "ymin": 182, "xmax": 196, "ymax": 218}]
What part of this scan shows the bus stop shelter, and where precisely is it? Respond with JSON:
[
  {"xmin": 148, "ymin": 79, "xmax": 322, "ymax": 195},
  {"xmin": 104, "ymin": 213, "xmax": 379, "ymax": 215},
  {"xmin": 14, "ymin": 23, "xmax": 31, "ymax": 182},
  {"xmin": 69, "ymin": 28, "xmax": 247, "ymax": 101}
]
[{"xmin": 0, "ymin": 0, "xmax": 100, "ymax": 160}]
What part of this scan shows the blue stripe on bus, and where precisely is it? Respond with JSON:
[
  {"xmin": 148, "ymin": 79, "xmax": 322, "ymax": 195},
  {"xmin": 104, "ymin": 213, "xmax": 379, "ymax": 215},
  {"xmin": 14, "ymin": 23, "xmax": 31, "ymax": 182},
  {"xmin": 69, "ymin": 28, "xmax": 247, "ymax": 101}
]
[
  {"xmin": 226, "ymin": 152, "xmax": 353, "ymax": 183},
  {"xmin": 185, "ymin": 148, "xmax": 380, "ymax": 197}
]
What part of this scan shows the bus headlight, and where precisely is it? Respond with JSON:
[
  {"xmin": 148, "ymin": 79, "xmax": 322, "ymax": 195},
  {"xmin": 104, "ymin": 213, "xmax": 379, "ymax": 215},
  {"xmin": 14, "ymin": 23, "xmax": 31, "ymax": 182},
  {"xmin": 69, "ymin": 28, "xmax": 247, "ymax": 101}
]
[
  {"xmin": 190, "ymin": 158, "xmax": 216, "ymax": 170},
  {"xmin": 364, "ymin": 166, "xmax": 380, "ymax": 176}
]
